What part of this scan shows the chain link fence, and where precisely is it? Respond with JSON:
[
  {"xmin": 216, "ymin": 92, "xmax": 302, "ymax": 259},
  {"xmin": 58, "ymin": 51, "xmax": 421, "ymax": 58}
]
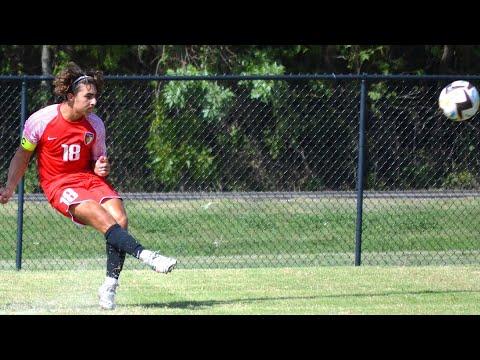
[{"xmin": 1, "ymin": 74, "xmax": 480, "ymax": 270}]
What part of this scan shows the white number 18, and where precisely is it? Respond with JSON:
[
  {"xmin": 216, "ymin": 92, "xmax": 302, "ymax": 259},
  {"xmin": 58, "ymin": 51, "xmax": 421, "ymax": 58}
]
[{"xmin": 61, "ymin": 144, "xmax": 81, "ymax": 161}]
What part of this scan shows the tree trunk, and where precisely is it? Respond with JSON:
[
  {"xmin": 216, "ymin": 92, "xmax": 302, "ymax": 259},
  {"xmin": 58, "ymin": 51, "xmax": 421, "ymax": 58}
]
[
  {"xmin": 440, "ymin": 45, "xmax": 454, "ymax": 73},
  {"xmin": 324, "ymin": 45, "xmax": 336, "ymax": 72},
  {"xmin": 41, "ymin": 45, "xmax": 51, "ymax": 88}
]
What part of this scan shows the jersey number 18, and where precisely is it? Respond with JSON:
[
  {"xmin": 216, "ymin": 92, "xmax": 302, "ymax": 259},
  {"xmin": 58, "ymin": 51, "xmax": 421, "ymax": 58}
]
[{"xmin": 61, "ymin": 144, "xmax": 81, "ymax": 161}]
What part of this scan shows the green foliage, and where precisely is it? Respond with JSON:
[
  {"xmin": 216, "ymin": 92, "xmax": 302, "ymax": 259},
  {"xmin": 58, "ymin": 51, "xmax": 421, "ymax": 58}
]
[
  {"xmin": 4, "ymin": 45, "xmax": 480, "ymax": 194},
  {"xmin": 52, "ymin": 50, "xmax": 71, "ymax": 74},
  {"xmin": 163, "ymin": 65, "xmax": 234, "ymax": 123},
  {"xmin": 400, "ymin": 163, "xmax": 436, "ymax": 189},
  {"xmin": 368, "ymin": 81, "xmax": 400, "ymax": 118},
  {"xmin": 337, "ymin": 45, "xmax": 388, "ymax": 73},
  {"xmin": 147, "ymin": 97, "xmax": 219, "ymax": 190},
  {"xmin": 147, "ymin": 65, "xmax": 238, "ymax": 190},
  {"xmin": 442, "ymin": 170, "xmax": 478, "ymax": 189},
  {"xmin": 367, "ymin": 171, "xmax": 387, "ymax": 190},
  {"xmin": 238, "ymin": 51, "xmax": 285, "ymax": 103},
  {"xmin": 368, "ymin": 82, "xmax": 389, "ymax": 101},
  {"xmin": 4, "ymin": 44, "xmax": 480, "ymax": 77},
  {"xmin": 148, "ymin": 63, "xmax": 361, "ymax": 191},
  {"xmin": 308, "ymin": 80, "xmax": 335, "ymax": 99},
  {"xmin": 52, "ymin": 45, "xmax": 136, "ymax": 74},
  {"xmin": 202, "ymin": 82, "xmax": 235, "ymax": 122}
]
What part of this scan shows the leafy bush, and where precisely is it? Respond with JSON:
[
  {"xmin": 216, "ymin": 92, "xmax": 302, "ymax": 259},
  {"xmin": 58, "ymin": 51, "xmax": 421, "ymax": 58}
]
[
  {"xmin": 147, "ymin": 66, "xmax": 235, "ymax": 190},
  {"xmin": 442, "ymin": 170, "xmax": 478, "ymax": 189}
]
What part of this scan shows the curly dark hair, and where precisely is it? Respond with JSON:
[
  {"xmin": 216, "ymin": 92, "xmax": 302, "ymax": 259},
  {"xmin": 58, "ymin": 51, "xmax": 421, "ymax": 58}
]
[{"xmin": 53, "ymin": 62, "xmax": 104, "ymax": 100}]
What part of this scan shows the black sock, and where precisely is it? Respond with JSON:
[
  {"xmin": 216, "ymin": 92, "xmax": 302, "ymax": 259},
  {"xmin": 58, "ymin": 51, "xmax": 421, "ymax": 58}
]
[
  {"xmin": 105, "ymin": 223, "xmax": 145, "ymax": 258},
  {"xmin": 106, "ymin": 243, "xmax": 126, "ymax": 279}
]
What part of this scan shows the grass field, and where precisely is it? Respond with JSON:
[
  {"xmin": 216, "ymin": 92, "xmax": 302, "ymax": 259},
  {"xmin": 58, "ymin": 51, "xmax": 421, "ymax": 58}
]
[
  {"xmin": 1, "ymin": 196, "xmax": 480, "ymax": 269},
  {"xmin": 0, "ymin": 265, "xmax": 479, "ymax": 315},
  {"xmin": 1, "ymin": 195, "xmax": 479, "ymax": 315}
]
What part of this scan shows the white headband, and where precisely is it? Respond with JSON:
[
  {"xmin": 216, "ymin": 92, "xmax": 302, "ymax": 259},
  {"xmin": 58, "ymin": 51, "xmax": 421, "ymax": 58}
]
[{"xmin": 70, "ymin": 75, "xmax": 93, "ymax": 92}]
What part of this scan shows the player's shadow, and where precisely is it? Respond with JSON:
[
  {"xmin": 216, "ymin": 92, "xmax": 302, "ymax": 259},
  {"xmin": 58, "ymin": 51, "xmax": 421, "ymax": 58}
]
[{"xmin": 130, "ymin": 289, "xmax": 478, "ymax": 310}]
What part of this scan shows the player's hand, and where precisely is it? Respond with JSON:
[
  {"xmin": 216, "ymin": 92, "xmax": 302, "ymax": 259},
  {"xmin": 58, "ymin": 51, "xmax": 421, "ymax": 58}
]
[
  {"xmin": 94, "ymin": 156, "xmax": 110, "ymax": 177},
  {"xmin": 0, "ymin": 187, "xmax": 13, "ymax": 204}
]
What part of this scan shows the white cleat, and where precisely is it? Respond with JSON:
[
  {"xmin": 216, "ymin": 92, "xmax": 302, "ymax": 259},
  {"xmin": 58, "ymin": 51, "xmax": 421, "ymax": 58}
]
[
  {"xmin": 98, "ymin": 281, "xmax": 119, "ymax": 310},
  {"xmin": 140, "ymin": 250, "xmax": 177, "ymax": 274}
]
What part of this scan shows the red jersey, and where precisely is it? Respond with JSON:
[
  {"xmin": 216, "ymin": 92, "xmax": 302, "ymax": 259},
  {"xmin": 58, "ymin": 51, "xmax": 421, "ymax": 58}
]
[{"xmin": 21, "ymin": 104, "xmax": 107, "ymax": 191}]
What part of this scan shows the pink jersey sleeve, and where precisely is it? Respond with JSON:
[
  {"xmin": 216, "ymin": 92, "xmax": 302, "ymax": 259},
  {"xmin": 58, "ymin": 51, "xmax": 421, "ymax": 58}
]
[
  {"xmin": 86, "ymin": 113, "xmax": 107, "ymax": 160},
  {"xmin": 22, "ymin": 104, "xmax": 59, "ymax": 145}
]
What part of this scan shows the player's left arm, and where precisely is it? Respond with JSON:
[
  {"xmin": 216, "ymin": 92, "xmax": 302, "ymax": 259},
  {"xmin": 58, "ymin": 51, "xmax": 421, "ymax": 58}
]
[
  {"xmin": 89, "ymin": 114, "xmax": 110, "ymax": 177},
  {"xmin": 94, "ymin": 155, "xmax": 110, "ymax": 177}
]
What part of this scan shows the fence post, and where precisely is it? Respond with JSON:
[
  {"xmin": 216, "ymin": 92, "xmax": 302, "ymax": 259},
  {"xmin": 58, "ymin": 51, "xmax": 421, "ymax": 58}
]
[
  {"xmin": 15, "ymin": 79, "xmax": 27, "ymax": 270},
  {"xmin": 355, "ymin": 78, "xmax": 367, "ymax": 266}
]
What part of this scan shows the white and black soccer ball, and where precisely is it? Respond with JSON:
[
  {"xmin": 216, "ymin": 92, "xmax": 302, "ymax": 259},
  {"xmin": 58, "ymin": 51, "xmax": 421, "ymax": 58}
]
[{"xmin": 438, "ymin": 80, "xmax": 480, "ymax": 121}]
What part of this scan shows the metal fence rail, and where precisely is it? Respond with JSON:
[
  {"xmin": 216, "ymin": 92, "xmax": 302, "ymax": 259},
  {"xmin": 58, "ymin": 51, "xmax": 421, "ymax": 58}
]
[{"xmin": 1, "ymin": 74, "xmax": 480, "ymax": 270}]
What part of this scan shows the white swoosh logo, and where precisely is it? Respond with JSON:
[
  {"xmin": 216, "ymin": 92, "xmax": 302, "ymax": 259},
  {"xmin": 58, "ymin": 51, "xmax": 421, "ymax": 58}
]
[{"xmin": 47, "ymin": 136, "xmax": 57, "ymax": 140}]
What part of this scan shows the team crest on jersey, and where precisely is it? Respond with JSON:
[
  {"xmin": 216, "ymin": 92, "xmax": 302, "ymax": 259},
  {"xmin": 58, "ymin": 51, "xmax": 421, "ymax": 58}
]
[{"xmin": 84, "ymin": 132, "xmax": 94, "ymax": 145}]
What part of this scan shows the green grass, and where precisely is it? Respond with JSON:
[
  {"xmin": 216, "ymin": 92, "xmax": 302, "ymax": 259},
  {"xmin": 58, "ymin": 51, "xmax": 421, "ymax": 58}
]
[
  {"xmin": 1, "ymin": 197, "xmax": 480, "ymax": 269},
  {"xmin": 0, "ymin": 266, "xmax": 479, "ymax": 314}
]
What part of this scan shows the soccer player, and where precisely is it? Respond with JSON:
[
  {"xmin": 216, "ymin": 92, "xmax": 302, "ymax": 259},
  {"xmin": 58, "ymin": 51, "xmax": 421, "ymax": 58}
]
[{"xmin": 0, "ymin": 62, "xmax": 177, "ymax": 310}]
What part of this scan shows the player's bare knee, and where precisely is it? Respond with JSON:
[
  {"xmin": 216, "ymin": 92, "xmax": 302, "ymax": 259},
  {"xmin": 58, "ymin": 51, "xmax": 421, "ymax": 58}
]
[
  {"xmin": 116, "ymin": 214, "xmax": 128, "ymax": 229},
  {"xmin": 71, "ymin": 200, "xmax": 117, "ymax": 233}
]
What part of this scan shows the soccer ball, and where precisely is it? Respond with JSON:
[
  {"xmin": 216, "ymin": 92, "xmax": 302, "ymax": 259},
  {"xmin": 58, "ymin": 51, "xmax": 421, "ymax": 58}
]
[{"xmin": 438, "ymin": 80, "xmax": 480, "ymax": 121}]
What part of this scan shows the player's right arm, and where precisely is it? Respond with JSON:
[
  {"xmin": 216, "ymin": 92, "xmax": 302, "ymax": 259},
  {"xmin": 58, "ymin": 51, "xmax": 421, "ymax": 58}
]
[
  {"xmin": 0, "ymin": 146, "xmax": 34, "ymax": 204},
  {"xmin": 1, "ymin": 105, "xmax": 53, "ymax": 204}
]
